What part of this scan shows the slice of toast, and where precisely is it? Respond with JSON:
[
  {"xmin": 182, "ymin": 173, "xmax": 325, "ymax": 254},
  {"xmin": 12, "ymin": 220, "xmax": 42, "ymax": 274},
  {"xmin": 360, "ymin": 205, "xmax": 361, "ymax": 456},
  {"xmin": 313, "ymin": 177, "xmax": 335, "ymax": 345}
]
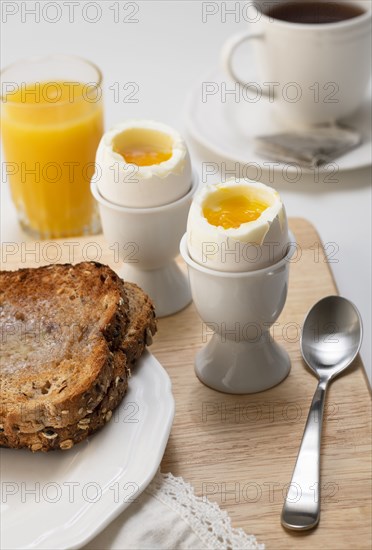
[
  {"xmin": 0, "ymin": 263, "xmax": 156, "ymax": 451},
  {"xmin": 0, "ymin": 262, "xmax": 129, "ymax": 433}
]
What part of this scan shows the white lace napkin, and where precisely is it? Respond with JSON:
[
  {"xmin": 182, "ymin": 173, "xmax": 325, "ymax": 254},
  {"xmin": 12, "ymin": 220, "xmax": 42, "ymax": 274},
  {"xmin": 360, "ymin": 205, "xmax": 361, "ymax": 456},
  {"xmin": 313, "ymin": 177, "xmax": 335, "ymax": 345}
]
[{"xmin": 84, "ymin": 471, "xmax": 264, "ymax": 550}]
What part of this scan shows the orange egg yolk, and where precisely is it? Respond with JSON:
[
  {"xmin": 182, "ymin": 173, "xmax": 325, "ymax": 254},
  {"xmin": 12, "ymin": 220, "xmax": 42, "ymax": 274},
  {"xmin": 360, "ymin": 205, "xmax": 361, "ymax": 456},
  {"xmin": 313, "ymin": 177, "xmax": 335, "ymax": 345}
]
[
  {"xmin": 203, "ymin": 194, "xmax": 269, "ymax": 229},
  {"xmin": 117, "ymin": 145, "xmax": 172, "ymax": 167}
]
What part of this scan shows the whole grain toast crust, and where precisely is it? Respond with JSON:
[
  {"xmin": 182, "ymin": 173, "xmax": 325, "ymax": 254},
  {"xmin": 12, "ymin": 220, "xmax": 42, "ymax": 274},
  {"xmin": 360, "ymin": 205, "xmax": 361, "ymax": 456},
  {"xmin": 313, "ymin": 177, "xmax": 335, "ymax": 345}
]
[
  {"xmin": 0, "ymin": 350, "xmax": 129, "ymax": 451},
  {"xmin": 0, "ymin": 274, "xmax": 157, "ymax": 452},
  {"xmin": 122, "ymin": 282, "xmax": 157, "ymax": 365},
  {"xmin": 0, "ymin": 262, "xmax": 129, "ymax": 432}
]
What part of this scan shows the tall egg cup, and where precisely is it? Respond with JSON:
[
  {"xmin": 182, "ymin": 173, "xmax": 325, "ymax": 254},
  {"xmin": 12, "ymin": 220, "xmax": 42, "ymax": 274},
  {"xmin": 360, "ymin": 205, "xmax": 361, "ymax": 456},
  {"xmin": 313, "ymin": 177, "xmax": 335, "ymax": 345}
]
[
  {"xmin": 91, "ymin": 174, "xmax": 199, "ymax": 317},
  {"xmin": 180, "ymin": 232, "xmax": 295, "ymax": 393}
]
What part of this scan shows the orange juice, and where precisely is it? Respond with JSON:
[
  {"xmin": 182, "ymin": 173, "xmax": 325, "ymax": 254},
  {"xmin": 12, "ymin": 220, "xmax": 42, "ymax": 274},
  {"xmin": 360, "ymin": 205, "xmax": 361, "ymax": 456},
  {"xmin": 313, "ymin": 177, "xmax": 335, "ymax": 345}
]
[{"xmin": 1, "ymin": 80, "xmax": 103, "ymax": 238}]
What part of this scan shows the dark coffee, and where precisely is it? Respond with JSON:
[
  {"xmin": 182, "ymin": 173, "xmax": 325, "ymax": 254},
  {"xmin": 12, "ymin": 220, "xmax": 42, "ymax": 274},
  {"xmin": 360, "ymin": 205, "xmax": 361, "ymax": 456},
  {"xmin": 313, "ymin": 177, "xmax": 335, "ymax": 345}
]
[{"xmin": 267, "ymin": 1, "xmax": 365, "ymax": 24}]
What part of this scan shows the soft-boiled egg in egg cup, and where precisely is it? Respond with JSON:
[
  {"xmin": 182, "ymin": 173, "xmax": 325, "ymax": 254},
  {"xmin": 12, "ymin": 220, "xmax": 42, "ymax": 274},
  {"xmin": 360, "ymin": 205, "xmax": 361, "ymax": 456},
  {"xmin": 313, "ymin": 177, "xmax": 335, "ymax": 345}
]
[
  {"xmin": 180, "ymin": 178, "xmax": 294, "ymax": 393},
  {"xmin": 91, "ymin": 130, "xmax": 199, "ymax": 317},
  {"xmin": 95, "ymin": 120, "xmax": 192, "ymax": 208},
  {"xmin": 187, "ymin": 179, "xmax": 289, "ymax": 272}
]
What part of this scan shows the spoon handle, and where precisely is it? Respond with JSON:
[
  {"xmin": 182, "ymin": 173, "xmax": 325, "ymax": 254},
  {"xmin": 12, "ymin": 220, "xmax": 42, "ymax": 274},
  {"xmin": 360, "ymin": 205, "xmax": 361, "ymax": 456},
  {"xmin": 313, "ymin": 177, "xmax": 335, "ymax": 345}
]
[{"xmin": 281, "ymin": 380, "xmax": 328, "ymax": 530}]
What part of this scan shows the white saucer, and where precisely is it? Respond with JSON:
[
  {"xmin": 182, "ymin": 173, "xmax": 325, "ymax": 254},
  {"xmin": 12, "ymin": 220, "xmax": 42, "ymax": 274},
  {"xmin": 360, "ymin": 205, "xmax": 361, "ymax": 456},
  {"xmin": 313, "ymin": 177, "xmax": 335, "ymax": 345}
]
[
  {"xmin": 0, "ymin": 351, "xmax": 175, "ymax": 550},
  {"xmin": 185, "ymin": 68, "xmax": 372, "ymax": 174}
]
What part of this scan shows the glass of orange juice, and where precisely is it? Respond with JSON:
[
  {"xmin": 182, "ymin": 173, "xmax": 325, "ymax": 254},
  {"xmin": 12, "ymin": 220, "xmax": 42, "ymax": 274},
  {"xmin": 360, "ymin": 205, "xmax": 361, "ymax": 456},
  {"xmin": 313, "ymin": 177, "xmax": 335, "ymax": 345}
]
[{"xmin": 1, "ymin": 55, "xmax": 104, "ymax": 238}]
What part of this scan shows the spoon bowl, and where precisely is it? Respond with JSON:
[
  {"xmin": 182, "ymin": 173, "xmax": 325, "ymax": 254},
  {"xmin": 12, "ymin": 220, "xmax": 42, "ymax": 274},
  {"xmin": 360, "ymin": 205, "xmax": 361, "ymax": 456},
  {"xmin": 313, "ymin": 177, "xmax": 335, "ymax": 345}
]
[
  {"xmin": 281, "ymin": 295, "xmax": 362, "ymax": 531},
  {"xmin": 301, "ymin": 295, "xmax": 363, "ymax": 379}
]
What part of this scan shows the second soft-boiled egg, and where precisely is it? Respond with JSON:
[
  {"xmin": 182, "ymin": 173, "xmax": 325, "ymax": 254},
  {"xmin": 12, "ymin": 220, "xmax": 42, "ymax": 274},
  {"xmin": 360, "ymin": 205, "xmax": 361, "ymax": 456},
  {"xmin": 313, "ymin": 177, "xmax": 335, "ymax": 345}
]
[
  {"xmin": 95, "ymin": 120, "xmax": 192, "ymax": 207},
  {"xmin": 187, "ymin": 179, "xmax": 289, "ymax": 272}
]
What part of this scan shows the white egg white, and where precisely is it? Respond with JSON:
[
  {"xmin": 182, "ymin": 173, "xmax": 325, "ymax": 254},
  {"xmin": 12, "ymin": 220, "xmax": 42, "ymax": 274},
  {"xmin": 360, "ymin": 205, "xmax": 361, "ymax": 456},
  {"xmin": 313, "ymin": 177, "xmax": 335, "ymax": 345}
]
[
  {"xmin": 95, "ymin": 120, "xmax": 192, "ymax": 207},
  {"xmin": 187, "ymin": 179, "xmax": 289, "ymax": 272}
]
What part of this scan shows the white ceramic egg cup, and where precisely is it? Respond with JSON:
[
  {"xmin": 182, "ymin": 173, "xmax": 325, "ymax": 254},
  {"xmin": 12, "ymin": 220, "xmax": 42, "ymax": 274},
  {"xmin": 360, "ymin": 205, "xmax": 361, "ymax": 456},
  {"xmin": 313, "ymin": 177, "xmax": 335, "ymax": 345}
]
[
  {"xmin": 180, "ymin": 232, "xmax": 295, "ymax": 394},
  {"xmin": 91, "ymin": 174, "xmax": 199, "ymax": 317}
]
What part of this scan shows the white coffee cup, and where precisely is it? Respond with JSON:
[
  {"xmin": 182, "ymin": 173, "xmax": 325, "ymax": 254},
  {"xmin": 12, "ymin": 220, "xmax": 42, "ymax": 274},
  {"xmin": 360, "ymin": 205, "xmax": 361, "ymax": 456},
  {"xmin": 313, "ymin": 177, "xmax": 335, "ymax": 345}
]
[{"xmin": 222, "ymin": 0, "xmax": 371, "ymax": 127}]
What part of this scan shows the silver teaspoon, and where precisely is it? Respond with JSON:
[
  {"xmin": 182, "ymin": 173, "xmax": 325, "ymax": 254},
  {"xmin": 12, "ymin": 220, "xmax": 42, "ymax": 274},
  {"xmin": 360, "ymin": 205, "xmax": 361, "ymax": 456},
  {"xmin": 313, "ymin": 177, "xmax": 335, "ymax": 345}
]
[{"xmin": 281, "ymin": 296, "xmax": 362, "ymax": 531}]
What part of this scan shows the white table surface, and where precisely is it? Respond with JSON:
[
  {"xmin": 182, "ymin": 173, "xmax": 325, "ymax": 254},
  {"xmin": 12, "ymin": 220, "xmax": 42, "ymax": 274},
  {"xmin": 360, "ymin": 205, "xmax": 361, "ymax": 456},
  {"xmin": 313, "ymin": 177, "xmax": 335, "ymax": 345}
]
[{"xmin": 1, "ymin": 0, "xmax": 371, "ymax": 385}]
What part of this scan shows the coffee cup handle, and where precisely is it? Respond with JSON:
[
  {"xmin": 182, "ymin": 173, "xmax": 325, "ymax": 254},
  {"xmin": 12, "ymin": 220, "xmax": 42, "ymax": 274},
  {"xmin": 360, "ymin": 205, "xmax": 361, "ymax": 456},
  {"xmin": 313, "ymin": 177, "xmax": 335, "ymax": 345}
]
[{"xmin": 221, "ymin": 31, "xmax": 271, "ymax": 97}]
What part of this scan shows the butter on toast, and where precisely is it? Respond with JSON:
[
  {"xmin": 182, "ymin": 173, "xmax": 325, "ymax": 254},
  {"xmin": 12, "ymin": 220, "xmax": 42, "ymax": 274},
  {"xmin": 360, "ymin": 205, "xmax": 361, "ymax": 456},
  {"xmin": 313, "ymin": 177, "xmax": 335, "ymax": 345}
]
[{"xmin": 0, "ymin": 263, "xmax": 156, "ymax": 451}]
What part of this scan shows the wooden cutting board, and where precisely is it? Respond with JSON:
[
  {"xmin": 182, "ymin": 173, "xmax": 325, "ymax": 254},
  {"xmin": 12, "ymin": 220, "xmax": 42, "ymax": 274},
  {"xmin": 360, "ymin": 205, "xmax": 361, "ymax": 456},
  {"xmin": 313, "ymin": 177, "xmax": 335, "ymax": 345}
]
[{"xmin": 3, "ymin": 218, "xmax": 371, "ymax": 549}]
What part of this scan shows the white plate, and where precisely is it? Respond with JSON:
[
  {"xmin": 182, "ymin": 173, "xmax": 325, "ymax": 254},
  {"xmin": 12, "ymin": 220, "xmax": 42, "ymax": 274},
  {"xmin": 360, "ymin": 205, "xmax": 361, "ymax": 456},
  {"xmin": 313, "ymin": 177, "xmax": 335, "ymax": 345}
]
[
  {"xmin": 0, "ymin": 351, "xmax": 175, "ymax": 550},
  {"xmin": 185, "ymin": 68, "xmax": 372, "ymax": 174}
]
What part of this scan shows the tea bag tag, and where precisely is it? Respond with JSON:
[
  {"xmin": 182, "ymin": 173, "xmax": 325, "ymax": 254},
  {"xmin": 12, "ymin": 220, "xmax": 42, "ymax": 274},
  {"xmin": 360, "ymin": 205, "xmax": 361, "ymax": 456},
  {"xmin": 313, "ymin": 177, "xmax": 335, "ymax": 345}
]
[{"xmin": 255, "ymin": 125, "xmax": 361, "ymax": 169}]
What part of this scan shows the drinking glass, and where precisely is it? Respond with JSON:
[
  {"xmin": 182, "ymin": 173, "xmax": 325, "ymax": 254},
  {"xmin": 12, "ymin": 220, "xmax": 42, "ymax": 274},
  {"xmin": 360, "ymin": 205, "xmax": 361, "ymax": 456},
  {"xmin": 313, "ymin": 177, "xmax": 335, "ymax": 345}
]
[{"xmin": 1, "ymin": 55, "xmax": 104, "ymax": 238}]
